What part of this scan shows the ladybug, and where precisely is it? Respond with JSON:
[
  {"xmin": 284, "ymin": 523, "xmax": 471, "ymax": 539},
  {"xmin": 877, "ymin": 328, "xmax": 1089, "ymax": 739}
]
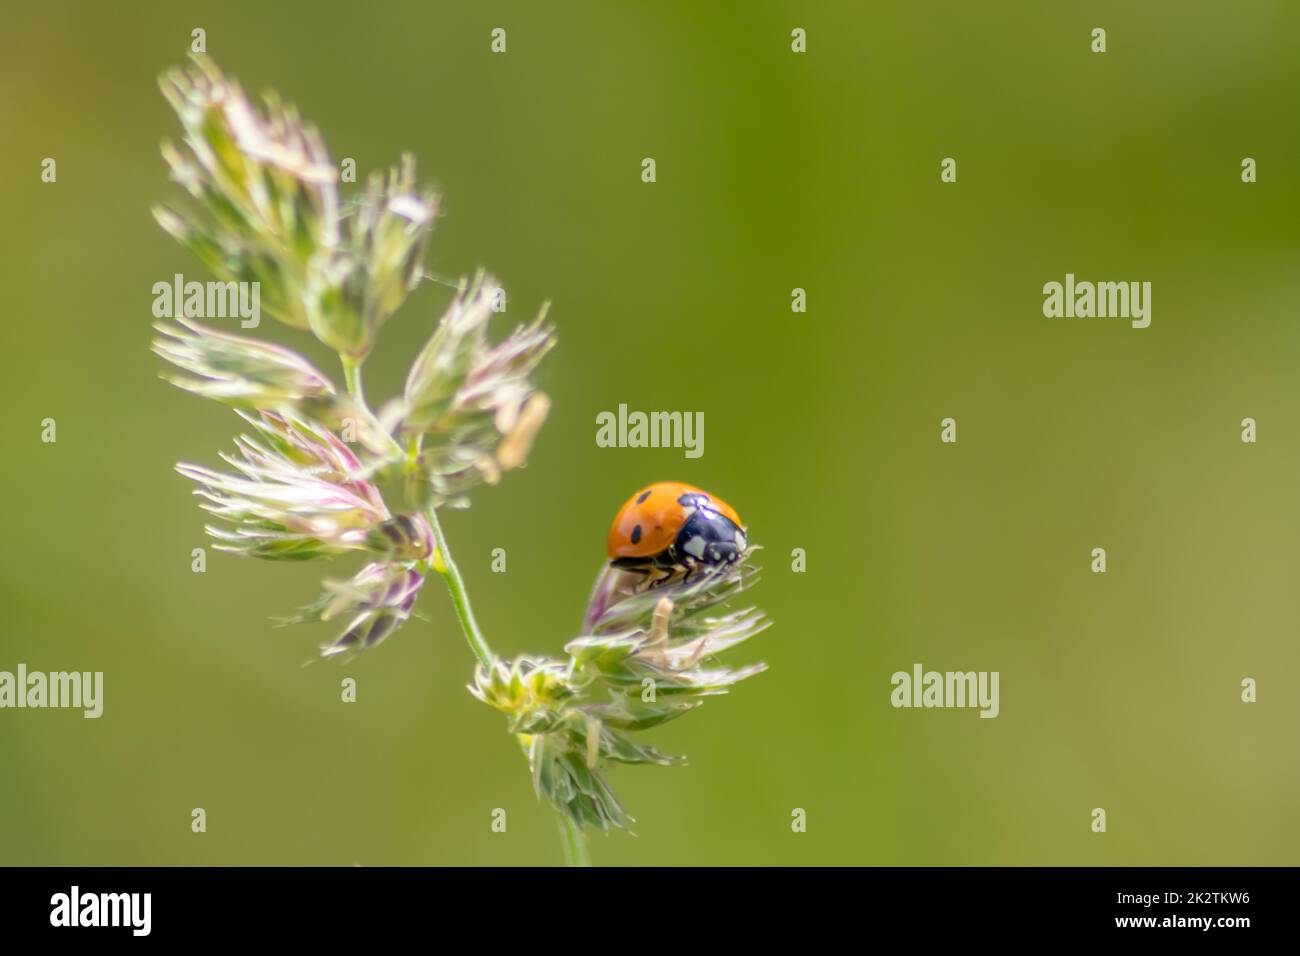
[{"xmin": 606, "ymin": 481, "xmax": 748, "ymax": 580}]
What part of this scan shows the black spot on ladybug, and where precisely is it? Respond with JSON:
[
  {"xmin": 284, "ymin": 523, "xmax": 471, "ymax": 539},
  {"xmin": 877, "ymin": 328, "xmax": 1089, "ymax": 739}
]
[
  {"xmin": 636, "ymin": 490, "xmax": 652, "ymax": 504},
  {"xmin": 631, "ymin": 524, "xmax": 643, "ymax": 545}
]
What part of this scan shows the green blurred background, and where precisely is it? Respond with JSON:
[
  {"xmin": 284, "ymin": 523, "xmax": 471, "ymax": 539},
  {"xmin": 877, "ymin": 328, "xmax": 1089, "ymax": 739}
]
[{"xmin": 3, "ymin": 0, "xmax": 1299, "ymax": 865}]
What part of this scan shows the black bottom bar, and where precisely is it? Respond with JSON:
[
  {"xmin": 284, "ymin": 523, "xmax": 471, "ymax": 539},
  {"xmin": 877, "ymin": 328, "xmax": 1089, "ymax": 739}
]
[{"xmin": 0, "ymin": 866, "xmax": 1283, "ymax": 941}]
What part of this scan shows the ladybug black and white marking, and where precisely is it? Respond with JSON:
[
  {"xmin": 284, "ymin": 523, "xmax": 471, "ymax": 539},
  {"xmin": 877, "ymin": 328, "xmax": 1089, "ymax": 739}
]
[{"xmin": 606, "ymin": 481, "xmax": 747, "ymax": 581}]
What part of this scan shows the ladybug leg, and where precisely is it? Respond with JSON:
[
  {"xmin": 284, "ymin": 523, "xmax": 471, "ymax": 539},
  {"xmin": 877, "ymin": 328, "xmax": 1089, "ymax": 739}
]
[
  {"xmin": 639, "ymin": 567, "xmax": 667, "ymax": 593},
  {"xmin": 636, "ymin": 548, "xmax": 673, "ymax": 590},
  {"xmin": 611, "ymin": 556, "xmax": 661, "ymax": 592},
  {"xmin": 680, "ymin": 558, "xmax": 698, "ymax": 585}
]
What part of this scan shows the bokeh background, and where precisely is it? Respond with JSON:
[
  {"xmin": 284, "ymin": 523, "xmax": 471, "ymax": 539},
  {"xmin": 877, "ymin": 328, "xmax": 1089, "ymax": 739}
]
[{"xmin": 3, "ymin": 0, "xmax": 1299, "ymax": 865}]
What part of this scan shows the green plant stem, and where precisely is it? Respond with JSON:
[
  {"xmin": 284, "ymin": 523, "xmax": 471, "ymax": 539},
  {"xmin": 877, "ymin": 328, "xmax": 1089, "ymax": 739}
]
[
  {"xmin": 560, "ymin": 814, "xmax": 592, "ymax": 867},
  {"xmin": 341, "ymin": 356, "xmax": 367, "ymax": 406},
  {"xmin": 336, "ymin": 355, "xmax": 586, "ymax": 863},
  {"xmin": 399, "ymin": 403, "xmax": 589, "ymax": 867},
  {"xmin": 425, "ymin": 500, "xmax": 592, "ymax": 866},
  {"xmin": 340, "ymin": 355, "xmax": 405, "ymax": 460},
  {"xmin": 425, "ymin": 503, "xmax": 493, "ymax": 669}
]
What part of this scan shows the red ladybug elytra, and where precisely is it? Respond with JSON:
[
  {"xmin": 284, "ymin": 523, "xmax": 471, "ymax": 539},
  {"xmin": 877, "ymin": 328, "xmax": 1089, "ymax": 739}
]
[{"xmin": 606, "ymin": 481, "xmax": 747, "ymax": 578}]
